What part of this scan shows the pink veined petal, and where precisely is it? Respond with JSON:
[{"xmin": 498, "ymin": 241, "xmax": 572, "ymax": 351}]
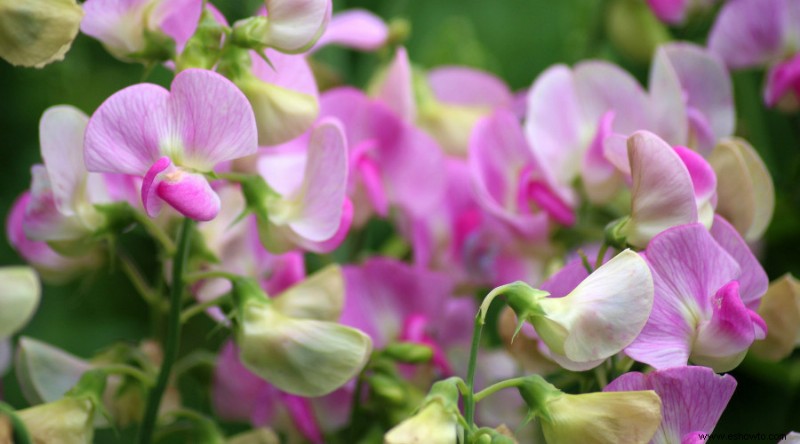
[
  {"xmin": 212, "ymin": 341, "xmax": 267, "ymax": 421},
  {"xmin": 373, "ymin": 47, "xmax": 415, "ymax": 122},
  {"xmin": 656, "ymin": 44, "xmax": 735, "ymax": 153},
  {"xmin": 649, "ymin": 47, "xmax": 689, "ymax": 146},
  {"xmin": 283, "ymin": 119, "xmax": 348, "ymax": 242},
  {"xmin": 764, "ymin": 53, "xmax": 800, "ymax": 107},
  {"xmin": 81, "ymin": 0, "xmax": 152, "ymax": 57},
  {"xmin": 263, "ymin": 0, "xmax": 331, "ymax": 53},
  {"xmin": 156, "ymin": 168, "xmax": 221, "ymax": 221},
  {"xmin": 84, "ymin": 83, "xmax": 170, "ymax": 175},
  {"xmin": 312, "ymin": 9, "xmax": 388, "ymax": 52},
  {"xmin": 428, "ymin": 67, "xmax": 514, "ymax": 109},
  {"xmin": 692, "ymin": 281, "xmax": 757, "ymax": 370},
  {"xmin": 469, "ymin": 110, "xmax": 551, "ymax": 240},
  {"xmin": 626, "ymin": 132, "xmax": 699, "ymax": 247},
  {"xmin": 288, "ymin": 198, "xmax": 353, "ymax": 254},
  {"xmin": 524, "ymin": 65, "xmax": 583, "ymax": 184},
  {"xmin": 153, "ymin": 69, "xmax": 258, "ymax": 170},
  {"xmin": 647, "ymin": 0, "xmax": 689, "ymax": 24},
  {"xmin": 602, "ymin": 132, "xmax": 632, "ymax": 177},
  {"xmin": 258, "ymin": 142, "xmax": 308, "ymax": 197},
  {"xmin": 626, "ymin": 224, "xmax": 741, "ymax": 369},
  {"xmin": 141, "ymin": 157, "xmax": 172, "ymax": 218},
  {"xmin": 39, "ymin": 106, "xmax": 90, "ymax": 216},
  {"xmin": 709, "ymin": 215, "xmax": 768, "ymax": 308},
  {"xmin": 24, "ymin": 166, "xmax": 87, "ymax": 241},
  {"xmin": 605, "ymin": 366, "xmax": 737, "ymax": 444},
  {"xmin": 708, "ymin": 0, "xmax": 786, "ymax": 69},
  {"xmin": 674, "ymin": 146, "xmax": 717, "ymax": 204}
]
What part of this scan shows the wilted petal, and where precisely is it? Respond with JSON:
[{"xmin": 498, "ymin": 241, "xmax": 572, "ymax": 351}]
[
  {"xmin": 313, "ymin": 9, "xmax": 388, "ymax": 51},
  {"xmin": 605, "ymin": 366, "xmax": 737, "ymax": 444},
  {"xmin": 708, "ymin": 138, "xmax": 774, "ymax": 242},
  {"xmin": 625, "ymin": 131, "xmax": 698, "ymax": 248},
  {"xmin": 708, "ymin": 0, "xmax": 786, "ymax": 69},
  {"xmin": 0, "ymin": 0, "xmax": 83, "ymax": 68}
]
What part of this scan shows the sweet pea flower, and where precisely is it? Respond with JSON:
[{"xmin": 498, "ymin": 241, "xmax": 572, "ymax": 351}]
[
  {"xmin": 81, "ymin": 0, "xmax": 202, "ymax": 62},
  {"xmin": 232, "ymin": 0, "xmax": 332, "ymax": 54},
  {"xmin": 320, "ymin": 87, "xmax": 446, "ymax": 226},
  {"xmin": 85, "ymin": 69, "xmax": 258, "ymax": 222},
  {"xmin": 0, "ymin": 0, "xmax": 83, "ymax": 68},
  {"xmin": 646, "ymin": 0, "xmax": 717, "ymax": 25},
  {"xmin": 470, "ymin": 109, "xmax": 576, "ymax": 242},
  {"xmin": 482, "ymin": 249, "xmax": 654, "ymax": 371},
  {"xmin": 708, "ymin": 138, "xmax": 775, "ymax": 242},
  {"xmin": 253, "ymin": 118, "xmax": 351, "ymax": 253},
  {"xmin": 708, "ymin": 0, "xmax": 800, "ymax": 109},
  {"xmin": 620, "ymin": 131, "xmax": 717, "ymax": 248},
  {"xmin": 605, "ymin": 366, "xmax": 737, "ymax": 444},
  {"xmin": 371, "ymin": 47, "xmax": 515, "ymax": 156},
  {"xmin": 626, "ymin": 221, "xmax": 768, "ymax": 372}
]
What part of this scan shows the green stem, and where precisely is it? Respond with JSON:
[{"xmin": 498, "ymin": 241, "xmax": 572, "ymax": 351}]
[
  {"xmin": 98, "ymin": 364, "xmax": 154, "ymax": 387},
  {"xmin": 118, "ymin": 252, "xmax": 164, "ymax": 310},
  {"xmin": 132, "ymin": 211, "xmax": 176, "ymax": 254},
  {"xmin": 473, "ymin": 377, "xmax": 528, "ymax": 403},
  {"xmin": 138, "ymin": 218, "xmax": 194, "ymax": 444},
  {"xmin": 594, "ymin": 242, "xmax": 609, "ymax": 270},
  {"xmin": 464, "ymin": 314, "xmax": 483, "ymax": 428},
  {"xmin": 0, "ymin": 402, "xmax": 32, "ymax": 444},
  {"xmin": 184, "ymin": 269, "xmax": 240, "ymax": 284},
  {"xmin": 180, "ymin": 294, "xmax": 231, "ymax": 324}
]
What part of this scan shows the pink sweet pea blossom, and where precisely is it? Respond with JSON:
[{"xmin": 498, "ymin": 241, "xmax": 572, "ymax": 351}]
[
  {"xmin": 646, "ymin": 0, "xmax": 717, "ymax": 25},
  {"xmin": 469, "ymin": 109, "xmax": 576, "ymax": 242},
  {"xmin": 708, "ymin": 0, "xmax": 800, "ymax": 109},
  {"xmin": 81, "ymin": 0, "xmax": 202, "ymax": 61},
  {"xmin": 312, "ymin": 9, "xmax": 389, "ymax": 52},
  {"xmin": 626, "ymin": 221, "xmax": 768, "ymax": 372},
  {"xmin": 251, "ymin": 0, "xmax": 332, "ymax": 54},
  {"xmin": 319, "ymin": 87, "xmax": 446, "ymax": 226},
  {"xmin": 84, "ymin": 69, "xmax": 258, "ymax": 221},
  {"xmin": 605, "ymin": 366, "xmax": 737, "ymax": 444}
]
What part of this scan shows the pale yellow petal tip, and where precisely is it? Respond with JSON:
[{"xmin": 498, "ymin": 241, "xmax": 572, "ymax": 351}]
[
  {"xmin": 752, "ymin": 274, "xmax": 800, "ymax": 361},
  {"xmin": 17, "ymin": 397, "xmax": 95, "ymax": 444},
  {"xmin": 542, "ymin": 390, "xmax": 662, "ymax": 444},
  {"xmin": 0, "ymin": 0, "xmax": 84, "ymax": 68},
  {"xmin": 0, "ymin": 266, "xmax": 41, "ymax": 338},
  {"xmin": 236, "ymin": 75, "xmax": 319, "ymax": 146},
  {"xmin": 227, "ymin": 428, "xmax": 281, "ymax": 444},
  {"xmin": 384, "ymin": 402, "xmax": 458, "ymax": 444}
]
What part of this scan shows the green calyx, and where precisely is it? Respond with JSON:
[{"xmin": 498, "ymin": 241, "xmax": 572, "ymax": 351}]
[
  {"xmin": 478, "ymin": 281, "xmax": 549, "ymax": 341},
  {"xmin": 517, "ymin": 375, "xmax": 562, "ymax": 424}
]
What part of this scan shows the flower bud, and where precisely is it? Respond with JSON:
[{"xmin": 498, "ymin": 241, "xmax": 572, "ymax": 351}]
[
  {"xmin": 0, "ymin": 0, "xmax": 83, "ymax": 67},
  {"xmin": 0, "ymin": 266, "xmax": 40, "ymax": 338},
  {"xmin": 519, "ymin": 375, "xmax": 661, "ymax": 444},
  {"xmin": 383, "ymin": 342, "xmax": 434, "ymax": 364},
  {"xmin": 751, "ymin": 274, "xmax": 800, "ymax": 361},
  {"xmin": 708, "ymin": 138, "xmax": 774, "ymax": 242},
  {"xmin": 605, "ymin": 0, "xmax": 669, "ymax": 64},
  {"xmin": 384, "ymin": 401, "xmax": 458, "ymax": 444},
  {"xmin": 232, "ymin": 280, "xmax": 371, "ymax": 397}
]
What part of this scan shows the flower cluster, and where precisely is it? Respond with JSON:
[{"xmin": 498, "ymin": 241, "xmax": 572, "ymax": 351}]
[{"xmin": 1, "ymin": 0, "xmax": 798, "ymax": 443}]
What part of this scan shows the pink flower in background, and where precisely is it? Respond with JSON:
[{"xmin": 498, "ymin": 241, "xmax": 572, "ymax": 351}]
[
  {"xmin": 319, "ymin": 87, "xmax": 446, "ymax": 226},
  {"xmin": 84, "ymin": 69, "xmax": 258, "ymax": 221},
  {"xmin": 708, "ymin": 0, "xmax": 800, "ymax": 109},
  {"xmin": 626, "ymin": 222, "xmax": 768, "ymax": 372},
  {"xmin": 253, "ymin": 0, "xmax": 333, "ymax": 54},
  {"xmin": 605, "ymin": 366, "xmax": 737, "ymax": 444},
  {"xmin": 255, "ymin": 118, "xmax": 351, "ymax": 253},
  {"xmin": 647, "ymin": 0, "xmax": 717, "ymax": 25},
  {"xmin": 81, "ymin": 0, "xmax": 202, "ymax": 60},
  {"xmin": 312, "ymin": 9, "xmax": 389, "ymax": 52},
  {"xmin": 469, "ymin": 109, "xmax": 576, "ymax": 242}
]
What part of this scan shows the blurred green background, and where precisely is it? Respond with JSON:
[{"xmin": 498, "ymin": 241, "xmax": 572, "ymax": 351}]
[{"xmin": 1, "ymin": 0, "xmax": 799, "ymax": 442}]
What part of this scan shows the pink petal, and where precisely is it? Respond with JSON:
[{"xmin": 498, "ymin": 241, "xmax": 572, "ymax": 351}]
[
  {"xmin": 626, "ymin": 224, "xmax": 740, "ymax": 369},
  {"xmin": 764, "ymin": 53, "xmax": 800, "ymax": 107},
  {"xmin": 605, "ymin": 366, "xmax": 736, "ymax": 444},
  {"xmin": 708, "ymin": 0, "xmax": 786, "ymax": 69},
  {"xmin": 156, "ymin": 69, "xmax": 258, "ymax": 170},
  {"xmin": 710, "ymin": 215, "xmax": 768, "ymax": 308},
  {"xmin": 24, "ymin": 166, "xmax": 87, "ymax": 241},
  {"xmin": 656, "ymin": 44, "xmax": 735, "ymax": 153},
  {"xmin": 581, "ymin": 111, "xmax": 621, "ymax": 202},
  {"xmin": 39, "ymin": 106, "xmax": 90, "ymax": 216},
  {"xmin": 212, "ymin": 341, "xmax": 268, "ymax": 421},
  {"xmin": 81, "ymin": 0, "xmax": 152, "ymax": 58},
  {"xmin": 289, "ymin": 198, "xmax": 353, "ymax": 254},
  {"xmin": 626, "ymin": 131, "xmax": 698, "ymax": 247},
  {"xmin": 152, "ymin": 0, "xmax": 203, "ymax": 49},
  {"xmin": 84, "ymin": 83, "xmax": 170, "ymax": 175},
  {"xmin": 283, "ymin": 119, "xmax": 348, "ymax": 242},
  {"xmin": 252, "ymin": 50, "xmax": 318, "ymax": 98},
  {"xmin": 279, "ymin": 393, "xmax": 324, "ymax": 444},
  {"xmin": 262, "ymin": 0, "xmax": 332, "ymax": 53},
  {"xmin": 141, "ymin": 156, "xmax": 172, "ymax": 218},
  {"xmin": 428, "ymin": 67, "xmax": 513, "ymax": 108},
  {"xmin": 674, "ymin": 146, "xmax": 717, "ymax": 204},
  {"xmin": 692, "ymin": 281, "xmax": 757, "ymax": 369},
  {"xmin": 647, "ymin": 0, "xmax": 689, "ymax": 24},
  {"xmin": 373, "ymin": 47, "xmax": 415, "ymax": 122},
  {"xmin": 313, "ymin": 9, "xmax": 388, "ymax": 51},
  {"xmin": 649, "ymin": 48, "xmax": 689, "ymax": 146},
  {"xmin": 524, "ymin": 65, "xmax": 583, "ymax": 183},
  {"xmin": 156, "ymin": 169, "xmax": 221, "ymax": 221}
]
